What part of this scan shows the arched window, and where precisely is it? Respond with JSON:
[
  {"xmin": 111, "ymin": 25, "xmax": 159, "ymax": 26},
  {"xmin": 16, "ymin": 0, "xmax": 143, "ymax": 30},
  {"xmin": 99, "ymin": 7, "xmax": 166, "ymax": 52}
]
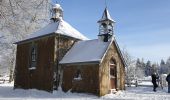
[
  {"xmin": 31, "ymin": 47, "xmax": 36, "ymax": 62},
  {"xmin": 110, "ymin": 58, "xmax": 117, "ymax": 89},
  {"xmin": 110, "ymin": 59, "xmax": 116, "ymax": 77},
  {"xmin": 29, "ymin": 43, "xmax": 37, "ymax": 70}
]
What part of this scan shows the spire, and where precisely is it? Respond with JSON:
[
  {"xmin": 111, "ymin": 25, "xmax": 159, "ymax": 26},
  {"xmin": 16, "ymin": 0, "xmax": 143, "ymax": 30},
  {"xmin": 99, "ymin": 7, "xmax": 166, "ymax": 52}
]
[
  {"xmin": 51, "ymin": 3, "xmax": 63, "ymax": 22},
  {"xmin": 98, "ymin": 8, "xmax": 115, "ymax": 42},
  {"xmin": 98, "ymin": 8, "xmax": 115, "ymax": 23}
]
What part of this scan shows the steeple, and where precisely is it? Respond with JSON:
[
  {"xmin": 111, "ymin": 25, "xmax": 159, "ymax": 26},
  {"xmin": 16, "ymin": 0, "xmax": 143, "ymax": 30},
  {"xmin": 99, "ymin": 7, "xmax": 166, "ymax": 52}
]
[
  {"xmin": 98, "ymin": 8, "xmax": 115, "ymax": 42},
  {"xmin": 51, "ymin": 3, "xmax": 63, "ymax": 22}
]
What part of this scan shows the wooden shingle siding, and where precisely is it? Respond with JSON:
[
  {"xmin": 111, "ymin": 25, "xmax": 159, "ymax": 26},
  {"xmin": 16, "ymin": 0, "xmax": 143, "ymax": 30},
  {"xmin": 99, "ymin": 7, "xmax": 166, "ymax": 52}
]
[
  {"xmin": 53, "ymin": 35, "xmax": 78, "ymax": 88},
  {"xmin": 14, "ymin": 43, "xmax": 30, "ymax": 89},
  {"xmin": 61, "ymin": 64, "xmax": 100, "ymax": 95},
  {"xmin": 14, "ymin": 36, "xmax": 55, "ymax": 91},
  {"xmin": 99, "ymin": 41, "xmax": 125, "ymax": 96}
]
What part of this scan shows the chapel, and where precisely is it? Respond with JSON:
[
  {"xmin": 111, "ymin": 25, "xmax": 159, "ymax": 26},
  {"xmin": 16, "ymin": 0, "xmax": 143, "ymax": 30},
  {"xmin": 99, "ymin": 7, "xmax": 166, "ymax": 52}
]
[{"xmin": 14, "ymin": 3, "xmax": 125, "ymax": 96}]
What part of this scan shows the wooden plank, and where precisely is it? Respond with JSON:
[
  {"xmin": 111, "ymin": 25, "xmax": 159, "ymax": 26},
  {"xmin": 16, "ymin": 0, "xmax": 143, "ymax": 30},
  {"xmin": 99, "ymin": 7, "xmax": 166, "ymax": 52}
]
[{"xmin": 14, "ymin": 36, "xmax": 55, "ymax": 91}]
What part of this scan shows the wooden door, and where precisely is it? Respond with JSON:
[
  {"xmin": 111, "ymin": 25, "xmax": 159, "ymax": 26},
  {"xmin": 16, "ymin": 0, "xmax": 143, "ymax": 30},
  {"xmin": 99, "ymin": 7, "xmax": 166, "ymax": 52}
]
[{"xmin": 110, "ymin": 59, "xmax": 117, "ymax": 89}]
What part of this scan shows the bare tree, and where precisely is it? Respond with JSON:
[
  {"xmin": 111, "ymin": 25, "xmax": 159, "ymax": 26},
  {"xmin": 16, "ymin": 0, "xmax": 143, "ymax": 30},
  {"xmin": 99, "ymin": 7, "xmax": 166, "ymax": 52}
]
[
  {"xmin": 122, "ymin": 48, "xmax": 136, "ymax": 86},
  {"xmin": 135, "ymin": 58, "xmax": 145, "ymax": 78},
  {"xmin": 0, "ymin": 0, "xmax": 51, "ymax": 82}
]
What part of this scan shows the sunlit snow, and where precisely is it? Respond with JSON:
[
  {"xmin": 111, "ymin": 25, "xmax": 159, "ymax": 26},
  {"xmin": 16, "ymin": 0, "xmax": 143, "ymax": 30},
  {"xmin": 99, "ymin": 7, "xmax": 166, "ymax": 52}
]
[{"xmin": 0, "ymin": 82, "xmax": 170, "ymax": 100}]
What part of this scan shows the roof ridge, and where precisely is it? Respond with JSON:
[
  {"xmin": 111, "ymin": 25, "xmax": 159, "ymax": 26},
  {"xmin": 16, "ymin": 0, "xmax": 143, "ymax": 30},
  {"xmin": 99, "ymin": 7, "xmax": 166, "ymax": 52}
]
[
  {"xmin": 78, "ymin": 39, "xmax": 98, "ymax": 42},
  {"xmin": 16, "ymin": 19, "xmax": 88, "ymax": 44}
]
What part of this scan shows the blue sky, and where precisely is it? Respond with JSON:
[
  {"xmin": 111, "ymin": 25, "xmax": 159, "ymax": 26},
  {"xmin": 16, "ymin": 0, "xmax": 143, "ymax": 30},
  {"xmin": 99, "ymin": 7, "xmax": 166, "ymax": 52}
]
[{"xmin": 52, "ymin": 0, "xmax": 170, "ymax": 63}]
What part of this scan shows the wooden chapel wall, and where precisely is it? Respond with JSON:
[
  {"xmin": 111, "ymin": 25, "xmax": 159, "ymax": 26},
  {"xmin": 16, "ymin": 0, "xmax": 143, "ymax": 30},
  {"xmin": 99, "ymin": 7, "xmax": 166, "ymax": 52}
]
[
  {"xmin": 54, "ymin": 35, "xmax": 78, "ymax": 88},
  {"xmin": 14, "ymin": 35, "xmax": 55, "ymax": 91},
  {"xmin": 99, "ymin": 41, "xmax": 125, "ymax": 96},
  {"xmin": 61, "ymin": 64, "xmax": 100, "ymax": 95}
]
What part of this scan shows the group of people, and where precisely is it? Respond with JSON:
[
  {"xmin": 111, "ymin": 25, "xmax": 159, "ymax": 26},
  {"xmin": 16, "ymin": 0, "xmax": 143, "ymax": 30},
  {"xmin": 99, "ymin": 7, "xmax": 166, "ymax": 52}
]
[{"xmin": 151, "ymin": 73, "xmax": 170, "ymax": 93}]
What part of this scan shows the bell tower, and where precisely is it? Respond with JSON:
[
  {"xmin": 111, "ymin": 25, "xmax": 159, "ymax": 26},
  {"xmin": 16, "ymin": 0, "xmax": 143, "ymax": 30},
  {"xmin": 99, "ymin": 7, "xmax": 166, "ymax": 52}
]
[
  {"xmin": 51, "ymin": 3, "xmax": 63, "ymax": 22},
  {"xmin": 98, "ymin": 8, "xmax": 115, "ymax": 42}
]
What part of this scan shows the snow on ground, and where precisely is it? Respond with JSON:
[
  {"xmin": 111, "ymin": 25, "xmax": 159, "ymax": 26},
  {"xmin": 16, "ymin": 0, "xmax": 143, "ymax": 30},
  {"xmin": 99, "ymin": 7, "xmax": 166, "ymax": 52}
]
[
  {"xmin": 0, "ymin": 82, "xmax": 170, "ymax": 100},
  {"xmin": 103, "ymin": 86, "xmax": 170, "ymax": 100},
  {"xmin": 0, "ymin": 75, "xmax": 9, "ymax": 80}
]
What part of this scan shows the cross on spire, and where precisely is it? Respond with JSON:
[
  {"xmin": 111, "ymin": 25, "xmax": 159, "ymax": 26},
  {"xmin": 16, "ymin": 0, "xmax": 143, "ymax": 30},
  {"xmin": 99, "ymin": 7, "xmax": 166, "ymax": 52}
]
[
  {"xmin": 105, "ymin": 0, "xmax": 107, "ymax": 8},
  {"xmin": 55, "ymin": 0, "xmax": 58, "ymax": 3}
]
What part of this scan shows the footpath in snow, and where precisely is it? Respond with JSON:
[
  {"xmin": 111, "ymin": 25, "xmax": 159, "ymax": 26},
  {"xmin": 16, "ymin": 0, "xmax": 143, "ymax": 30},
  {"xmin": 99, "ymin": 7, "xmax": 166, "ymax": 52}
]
[{"xmin": 0, "ymin": 82, "xmax": 170, "ymax": 100}]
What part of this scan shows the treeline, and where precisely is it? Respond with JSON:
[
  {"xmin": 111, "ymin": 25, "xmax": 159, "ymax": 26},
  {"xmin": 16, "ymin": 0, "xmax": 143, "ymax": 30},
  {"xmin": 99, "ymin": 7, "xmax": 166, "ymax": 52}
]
[
  {"xmin": 126, "ymin": 57, "xmax": 170, "ymax": 79},
  {"xmin": 136, "ymin": 57, "xmax": 170, "ymax": 76},
  {"xmin": 122, "ymin": 49, "xmax": 170, "ymax": 79}
]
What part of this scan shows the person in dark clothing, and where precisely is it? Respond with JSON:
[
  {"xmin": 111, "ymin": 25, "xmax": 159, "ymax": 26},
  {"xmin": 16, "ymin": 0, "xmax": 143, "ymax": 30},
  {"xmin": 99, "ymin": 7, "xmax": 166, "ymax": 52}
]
[
  {"xmin": 166, "ymin": 73, "xmax": 170, "ymax": 93},
  {"xmin": 151, "ymin": 73, "xmax": 159, "ymax": 92}
]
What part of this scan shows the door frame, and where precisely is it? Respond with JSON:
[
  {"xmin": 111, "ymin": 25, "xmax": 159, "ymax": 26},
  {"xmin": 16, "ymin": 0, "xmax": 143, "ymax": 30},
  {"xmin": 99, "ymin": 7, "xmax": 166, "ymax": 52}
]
[{"xmin": 109, "ymin": 58, "xmax": 117, "ymax": 90}]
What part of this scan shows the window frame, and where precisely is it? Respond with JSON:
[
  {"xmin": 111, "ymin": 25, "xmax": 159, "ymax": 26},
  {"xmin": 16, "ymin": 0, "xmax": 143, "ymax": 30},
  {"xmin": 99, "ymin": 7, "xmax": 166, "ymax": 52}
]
[
  {"xmin": 29, "ymin": 43, "xmax": 37, "ymax": 70},
  {"xmin": 109, "ymin": 58, "xmax": 117, "ymax": 78},
  {"xmin": 74, "ymin": 69, "xmax": 82, "ymax": 81}
]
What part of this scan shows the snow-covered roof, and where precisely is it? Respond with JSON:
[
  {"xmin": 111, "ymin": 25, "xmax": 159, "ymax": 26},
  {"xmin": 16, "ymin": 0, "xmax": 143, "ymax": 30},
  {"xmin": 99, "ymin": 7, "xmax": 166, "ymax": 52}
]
[
  {"xmin": 98, "ymin": 8, "xmax": 115, "ymax": 23},
  {"xmin": 20, "ymin": 19, "xmax": 88, "ymax": 42},
  {"xmin": 53, "ymin": 4, "xmax": 63, "ymax": 11},
  {"xmin": 59, "ymin": 39, "xmax": 112, "ymax": 64}
]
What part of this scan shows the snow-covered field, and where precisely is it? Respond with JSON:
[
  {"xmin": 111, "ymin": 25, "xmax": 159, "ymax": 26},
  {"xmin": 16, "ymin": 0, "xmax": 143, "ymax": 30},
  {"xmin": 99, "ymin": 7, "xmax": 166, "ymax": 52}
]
[{"xmin": 0, "ymin": 82, "xmax": 170, "ymax": 100}]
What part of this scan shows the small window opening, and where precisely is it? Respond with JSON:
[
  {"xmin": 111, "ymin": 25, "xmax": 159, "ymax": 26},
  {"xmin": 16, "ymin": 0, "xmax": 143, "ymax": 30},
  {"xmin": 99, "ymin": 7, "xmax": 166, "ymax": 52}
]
[
  {"xmin": 74, "ymin": 70, "xmax": 82, "ymax": 80},
  {"xmin": 29, "ymin": 44, "xmax": 37, "ymax": 70}
]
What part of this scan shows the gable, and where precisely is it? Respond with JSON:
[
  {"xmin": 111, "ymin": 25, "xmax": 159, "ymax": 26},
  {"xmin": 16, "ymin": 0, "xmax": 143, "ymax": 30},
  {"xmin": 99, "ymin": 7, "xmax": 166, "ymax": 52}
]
[
  {"xmin": 113, "ymin": 40, "xmax": 127, "ymax": 67},
  {"xmin": 100, "ymin": 38, "xmax": 126, "ymax": 67}
]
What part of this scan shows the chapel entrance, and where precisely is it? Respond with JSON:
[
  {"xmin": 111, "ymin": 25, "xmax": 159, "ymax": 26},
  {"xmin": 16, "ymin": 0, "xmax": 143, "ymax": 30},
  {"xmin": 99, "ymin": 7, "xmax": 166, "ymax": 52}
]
[{"xmin": 110, "ymin": 58, "xmax": 117, "ymax": 89}]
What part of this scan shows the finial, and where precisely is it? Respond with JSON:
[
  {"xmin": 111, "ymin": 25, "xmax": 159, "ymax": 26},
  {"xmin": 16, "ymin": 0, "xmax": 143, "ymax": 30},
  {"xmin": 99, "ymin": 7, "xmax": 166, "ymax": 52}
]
[
  {"xmin": 55, "ymin": 0, "xmax": 59, "ymax": 4},
  {"xmin": 105, "ymin": 0, "xmax": 108, "ymax": 8}
]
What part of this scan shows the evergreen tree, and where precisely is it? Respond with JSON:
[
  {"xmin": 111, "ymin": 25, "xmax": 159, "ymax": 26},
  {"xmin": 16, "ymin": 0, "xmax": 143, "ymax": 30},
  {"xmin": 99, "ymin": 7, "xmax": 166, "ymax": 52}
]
[
  {"xmin": 145, "ymin": 60, "xmax": 152, "ymax": 76},
  {"xmin": 160, "ymin": 59, "xmax": 166, "ymax": 74},
  {"xmin": 135, "ymin": 58, "xmax": 145, "ymax": 78},
  {"xmin": 160, "ymin": 59, "xmax": 165, "ymax": 65},
  {"xmin": 166, "ymin": 57, "xmax": 170, "ymax": 66},
  {"xmin": 166, "ymin": 57, "xmax": 170, "ymax": 74}
]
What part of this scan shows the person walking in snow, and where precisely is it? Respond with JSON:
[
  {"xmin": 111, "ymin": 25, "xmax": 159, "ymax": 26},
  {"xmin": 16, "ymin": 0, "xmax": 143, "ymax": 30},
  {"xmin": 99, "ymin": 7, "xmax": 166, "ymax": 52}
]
[
  {"xmin": 151, "ymin": 72, "xmax": 159, "ymax": 92},
  {"xmin": 166, "ymin": 73, "xmax": 170, "ymax": 93}
]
